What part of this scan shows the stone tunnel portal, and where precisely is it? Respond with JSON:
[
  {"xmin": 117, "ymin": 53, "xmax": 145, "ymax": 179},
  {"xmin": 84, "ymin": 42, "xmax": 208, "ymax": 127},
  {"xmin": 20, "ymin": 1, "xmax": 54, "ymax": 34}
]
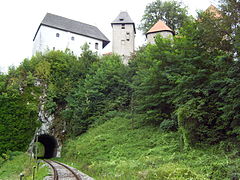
[{"xmin": 37, "ymin": 134, "xmax": 58, "ymax": 159}]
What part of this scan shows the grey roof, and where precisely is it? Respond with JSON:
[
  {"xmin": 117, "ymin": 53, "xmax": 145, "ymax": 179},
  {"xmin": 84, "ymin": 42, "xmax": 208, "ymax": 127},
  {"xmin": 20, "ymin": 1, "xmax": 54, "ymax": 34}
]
[
  {"xmin": 111, "ymin": 12, "xmax": 136, "ymax": 33},
  {"xmin": 33, "ymin": 13, "xmax": 110, "ymax": 48}
]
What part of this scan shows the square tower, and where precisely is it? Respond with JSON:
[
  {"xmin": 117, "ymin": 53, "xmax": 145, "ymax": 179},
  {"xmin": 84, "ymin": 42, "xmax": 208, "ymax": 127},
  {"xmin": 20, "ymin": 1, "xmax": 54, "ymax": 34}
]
[{"xmin": 111, "ymin": 11, "xmax": 136, "ymax": 64}]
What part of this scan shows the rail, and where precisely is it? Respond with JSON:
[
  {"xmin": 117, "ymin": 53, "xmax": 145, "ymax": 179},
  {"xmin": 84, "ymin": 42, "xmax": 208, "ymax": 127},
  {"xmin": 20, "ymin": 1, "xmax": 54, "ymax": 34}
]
[{"xmin": 43, "ymin": 159, "xmax": 81, "ymax": 180}]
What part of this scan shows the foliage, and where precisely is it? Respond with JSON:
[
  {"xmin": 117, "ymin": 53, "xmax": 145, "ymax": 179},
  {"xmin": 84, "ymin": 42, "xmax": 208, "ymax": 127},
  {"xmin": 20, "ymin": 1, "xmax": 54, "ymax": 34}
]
[
  {"xmin": 0, "ymin": 152, "xmax": 49, "ymax": 180},
  {"xmin": 196, "ymin": 9, "xmax": 233, "ymax": 55},
  {"xmin": 132, "ymin": 0, "xmax": 240, "ymax": 147},
  {"xmin": 139, "ymin": 0, "xmax": 191, "ymax": 33},
  {"xmin": 219, "ymin": 0, "xmax": 240, "ymax": 58},
  {"xmin": 64, "ymin": 55, "xmax": 131, "ymax": 136},
  {"xmin": 60, "ymin": 112, "xmax": 240, "ymax": 179},
  {"xmin": 40, "ymin": 48, "xmax": 99, "ymax": 137},
  {"xmin": 0, "ymin": 65, "xmax": 40, "ymax": 155},
  {"xmin": 0, "ymin": 45, "xmax": 100, "ymax": 154},
  {"xmin": 0, "ymin": 152, "xmax": 31, "ymax": 179},
  {"xmin": 220, "ymin": 61, "xmax": 240, "ymax": 140},
  {"xmin": 130, "ymin": 38, "xmax": 178, "ymax": 127},
  {"xmin": 1, "ymin": 1, "xmax": 240, "ymax": 179}
]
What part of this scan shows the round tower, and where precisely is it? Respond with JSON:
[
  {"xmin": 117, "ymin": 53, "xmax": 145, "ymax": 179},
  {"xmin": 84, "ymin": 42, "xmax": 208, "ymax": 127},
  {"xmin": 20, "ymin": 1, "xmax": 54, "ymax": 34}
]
[
  {"xmin": 146, "ymin": 20, "xmax": 174, "ymax": 44},
  {"xmin": 111, "ymin": 11, "xmax": 136, "ymax": 64}
]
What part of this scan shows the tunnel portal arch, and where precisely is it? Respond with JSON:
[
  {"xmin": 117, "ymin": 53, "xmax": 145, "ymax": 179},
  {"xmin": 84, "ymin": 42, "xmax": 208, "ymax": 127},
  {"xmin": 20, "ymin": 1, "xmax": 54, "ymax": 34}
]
[{"xmin": 37, "ymin": 134, "xmax": 58, "ymax": 159}]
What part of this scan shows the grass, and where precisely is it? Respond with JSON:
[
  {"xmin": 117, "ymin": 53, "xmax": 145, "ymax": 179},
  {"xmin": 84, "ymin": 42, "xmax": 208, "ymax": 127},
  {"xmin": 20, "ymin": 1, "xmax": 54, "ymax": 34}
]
[
  {"xmin": 0, "ymin": 152, "xmax": 32, "ymax": 180},
  {"xmin": 1, "ymin": 111, "xmax": 240, "ymax": 179},
  {"xmin": 0, "ymin": 152, "xmax": 49, "ymax": 180},
  {"xmin": 25, "ymin": 161, "xmax": 50, "ymax": 180},
  {"xmin": 59, "ymin": 111, "xmax": 240, "ymax": 179}
]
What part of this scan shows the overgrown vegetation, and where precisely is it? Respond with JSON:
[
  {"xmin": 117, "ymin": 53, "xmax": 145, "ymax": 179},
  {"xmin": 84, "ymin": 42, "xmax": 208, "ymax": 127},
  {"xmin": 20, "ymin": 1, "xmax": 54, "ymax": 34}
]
[
  {"xmin": 0, "ymin": 0, "xmax": 240, "ymax": 179},
  {"xmin": 60, "ymin": 112, "xmax": 240, "ymax": 179},
  {"xmin": 0, "ymin": 152, "xmax": 49, "ymax": 180}
]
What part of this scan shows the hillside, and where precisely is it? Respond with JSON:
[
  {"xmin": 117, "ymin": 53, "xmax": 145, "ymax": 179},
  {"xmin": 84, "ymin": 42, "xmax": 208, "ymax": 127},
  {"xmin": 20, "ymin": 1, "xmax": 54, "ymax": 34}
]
[
  {"xmin": 59, "ymin": 111, "xmax": 240, "ymax": 179},
  {"xmin": 0, "ymin": 0, "xmax": 239, "ymax": 179}
]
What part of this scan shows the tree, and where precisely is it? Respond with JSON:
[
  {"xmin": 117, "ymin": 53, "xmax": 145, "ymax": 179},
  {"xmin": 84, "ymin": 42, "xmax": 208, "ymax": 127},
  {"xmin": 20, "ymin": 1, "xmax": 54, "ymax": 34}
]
[
  {"xmin": 0, "ymin": 65, "xmax": 40, "ymax": 155},
  {"xmin": 139, "ymin": 0, "xmax": 190, "ymax": 34},
  {"xmin": 219, "ymin": 0, "xmax": 240, "ymax": 58},
  {"xmin": 131, "ymin": 37, "xmax": 180, "ymax": 130},
  {"xmin": 0, "ymin": 93, "xmax": 39, "ymax": 155},
  {"xmin": 64, "ymin": 55, "xmax": 132, "ymax": 136}
]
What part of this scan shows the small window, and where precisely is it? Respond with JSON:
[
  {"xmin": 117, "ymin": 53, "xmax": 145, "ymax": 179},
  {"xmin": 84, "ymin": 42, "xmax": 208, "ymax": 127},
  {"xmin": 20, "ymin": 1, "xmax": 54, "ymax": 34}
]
[
  {"xmin": 95, "ymin": 43, "xmax": 99, "ymax": 50},
  {"xmin": 56, "ymin": 33, "xmax": 60, "ymax": 37},
  {"xmin": 121, "ymin": 24, "xmax": 125, "ymax": 29},
  {"xmin": 119, "ymin": 18, "xmax": 124, "ymax": 21},
  {"xmin": 71, "ymin": 36, "xmax": 75, "ymax": 41},
  {"xmin": 53, "ymin": 47, "xmax": 55, "ymax": 50},
  {"xmin": 126, "ymin": 32, "xmax": 130, "ymax": 41}
]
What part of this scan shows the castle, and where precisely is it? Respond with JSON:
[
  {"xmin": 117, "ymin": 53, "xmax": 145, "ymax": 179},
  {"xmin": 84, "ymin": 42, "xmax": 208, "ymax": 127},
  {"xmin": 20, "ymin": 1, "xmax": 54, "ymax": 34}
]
[
  {"xmin": 33, "ymin": 12, "xmax": 174, "ymax": 63},
  {"xmin": 32, "ymin": 13, "xmax": 110, "ymax": 56}
]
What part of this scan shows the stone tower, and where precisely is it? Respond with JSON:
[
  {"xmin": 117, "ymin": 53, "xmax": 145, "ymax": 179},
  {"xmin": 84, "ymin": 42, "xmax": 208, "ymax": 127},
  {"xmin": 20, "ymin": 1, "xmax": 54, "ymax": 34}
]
[
  {"xmin": 146, "ymin": 20, "xmax": 174, "ymax": 44},
  {"xmin": 111, "ymin": 11, "xmax": 136, "ymax": 64}
]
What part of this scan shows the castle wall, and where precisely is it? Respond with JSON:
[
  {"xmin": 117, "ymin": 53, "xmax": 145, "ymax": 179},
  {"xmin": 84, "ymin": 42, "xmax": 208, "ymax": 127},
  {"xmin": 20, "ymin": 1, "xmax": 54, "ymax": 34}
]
[
  {"xmin": 147, "ymin": 31, "xmax": 173, "ymax": 44},
  {"xmin": 33, "ymin": 25, "xmax": 103, "ymax": 56}
]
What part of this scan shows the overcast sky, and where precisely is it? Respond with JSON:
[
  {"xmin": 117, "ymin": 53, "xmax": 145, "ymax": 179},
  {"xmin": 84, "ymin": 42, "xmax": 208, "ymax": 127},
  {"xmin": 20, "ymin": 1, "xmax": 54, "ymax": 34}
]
[{"xmin": 0, "ymin": 0, "xmax": 215, "ymax": 72}]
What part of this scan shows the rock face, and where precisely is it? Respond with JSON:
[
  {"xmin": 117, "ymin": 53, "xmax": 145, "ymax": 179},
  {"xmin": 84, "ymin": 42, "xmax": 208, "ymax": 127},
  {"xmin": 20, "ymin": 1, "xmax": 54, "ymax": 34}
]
[{"xmin": 28, "ymin": 87, "xmax": 62, "ymax": 158}]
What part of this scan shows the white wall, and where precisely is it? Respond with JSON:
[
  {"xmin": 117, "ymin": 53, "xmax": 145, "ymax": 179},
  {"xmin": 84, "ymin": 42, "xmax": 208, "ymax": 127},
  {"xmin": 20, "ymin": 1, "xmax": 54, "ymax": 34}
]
[
  {"xmin": 112, "ymin": 24, "xmax": 135, "ymax": 64},
  {"xmin": 147, "ymin": 31, "xmax": 173, "ymax": 44},
  {"xmin": 33, "ymin": 25, "xmax": 103, "ymax": 56}
]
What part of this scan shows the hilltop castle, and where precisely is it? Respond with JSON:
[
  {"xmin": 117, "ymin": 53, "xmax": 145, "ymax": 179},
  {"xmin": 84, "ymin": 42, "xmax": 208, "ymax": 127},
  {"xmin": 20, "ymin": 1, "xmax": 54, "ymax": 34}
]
[
  {"xmin": 33, "ymin": 12, "xmax": 174, "ymax": 64},
  {"xmin": 32, "ymin": 13, "xmax": 110, "ymax": 55}
]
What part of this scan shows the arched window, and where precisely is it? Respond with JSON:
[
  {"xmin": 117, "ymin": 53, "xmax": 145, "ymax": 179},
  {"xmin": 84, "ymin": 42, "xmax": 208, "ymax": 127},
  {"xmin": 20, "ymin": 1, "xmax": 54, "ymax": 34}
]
[{"xmin": 56, "ymin": 33, "xmax": 60, "ymax": 37}]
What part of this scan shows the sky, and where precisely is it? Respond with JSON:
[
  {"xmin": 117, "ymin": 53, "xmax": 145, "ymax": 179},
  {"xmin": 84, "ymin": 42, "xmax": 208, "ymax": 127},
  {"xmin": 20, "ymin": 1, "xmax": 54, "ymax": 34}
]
[{"xmin": 0, "ymin": 0, "xmax": 214, "ymax": 72}]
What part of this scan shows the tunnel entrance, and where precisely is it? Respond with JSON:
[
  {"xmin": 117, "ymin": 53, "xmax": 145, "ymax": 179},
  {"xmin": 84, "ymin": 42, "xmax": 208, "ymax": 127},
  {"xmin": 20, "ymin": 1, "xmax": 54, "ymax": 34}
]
[{"xmin": 36, "ymin": 134, "xmax": 58, "ymax": 159}]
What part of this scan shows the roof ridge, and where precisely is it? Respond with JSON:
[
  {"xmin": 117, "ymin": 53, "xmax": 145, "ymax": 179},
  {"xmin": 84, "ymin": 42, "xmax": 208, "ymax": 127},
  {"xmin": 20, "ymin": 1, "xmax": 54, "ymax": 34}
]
[
  {"xmin": 34, "ymin": 13, "xmax": 110, "ymax": 48},
  {"xmin": 43, "ymin": 13, "xmax": 97, "ymax": 29}
]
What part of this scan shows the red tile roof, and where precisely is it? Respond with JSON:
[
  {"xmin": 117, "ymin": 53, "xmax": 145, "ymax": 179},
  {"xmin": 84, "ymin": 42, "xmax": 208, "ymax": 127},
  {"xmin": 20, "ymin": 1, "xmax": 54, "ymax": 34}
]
[
  {"xmin": 205, "ymin": 5, "xmax": 222, "ymax": 18},
  {"xmin": 147, "ymin": 20, "xmax": 174, "ymax": 34}
]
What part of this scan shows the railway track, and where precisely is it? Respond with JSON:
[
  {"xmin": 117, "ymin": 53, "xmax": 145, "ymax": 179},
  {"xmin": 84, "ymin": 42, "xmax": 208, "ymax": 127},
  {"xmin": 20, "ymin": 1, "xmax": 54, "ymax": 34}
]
[{"xmin": 44, "ymin": 160, "xmax": 82, "ymax": 180}]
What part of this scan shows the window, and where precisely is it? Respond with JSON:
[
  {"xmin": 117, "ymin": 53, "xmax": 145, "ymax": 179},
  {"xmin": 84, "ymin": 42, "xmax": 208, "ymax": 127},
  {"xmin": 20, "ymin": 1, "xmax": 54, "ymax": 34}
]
[
  {"xmin": 126, "ymin": 32, "xmax": 130, "ymax": 41},
  {"xmin": 121, "ymin": 24, "xmax": 125, "ymax": 29},
  {"xmin": 56, "ymin": 33, "xmax": 60, "ymax": 37},
  {"xmin": 119, "ymin": 18, "xmax": 124, "ymax": 21},
  {"xmin": 71, "ymin": 36, "xmax": 75, "ymax": 41},
  {"xmin": 95, "ymin": 43, "xmax": 99, "ymax": 50},
  {"xmin": 53, "ymin": 47, "xmax": 55, "ymax": 50}
]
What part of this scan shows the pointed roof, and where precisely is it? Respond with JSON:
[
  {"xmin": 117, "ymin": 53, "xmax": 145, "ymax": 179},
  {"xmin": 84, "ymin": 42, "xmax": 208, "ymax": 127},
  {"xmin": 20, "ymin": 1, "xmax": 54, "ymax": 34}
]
[
  {"xmin": 111, "ymin": 11, "xmax": 136, "ymax": 33},
  {"xmin": 33, "ymin": 13, "xmax": 110, "ymax": 48},
  {"xmin": 146, "ymin": 20, "xmax": 174, "ymax": 35},
  {"xmin": 205, "ymin": 5, "xmax": 222, "ymax": 18}
]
